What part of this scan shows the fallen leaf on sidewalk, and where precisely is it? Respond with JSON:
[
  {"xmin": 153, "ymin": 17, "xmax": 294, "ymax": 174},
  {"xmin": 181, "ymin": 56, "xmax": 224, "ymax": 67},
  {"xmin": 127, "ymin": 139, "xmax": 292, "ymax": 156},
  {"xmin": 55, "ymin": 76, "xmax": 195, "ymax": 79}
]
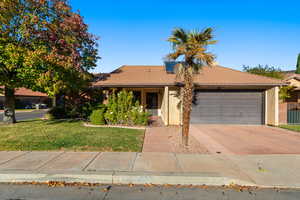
[
  {"xmin": 102, "ymin": 186, "xmax": 112, "ymax": 192},
  {"xmin": 144, "ymin": 183, "xmax": 153, "ymax": 187}
]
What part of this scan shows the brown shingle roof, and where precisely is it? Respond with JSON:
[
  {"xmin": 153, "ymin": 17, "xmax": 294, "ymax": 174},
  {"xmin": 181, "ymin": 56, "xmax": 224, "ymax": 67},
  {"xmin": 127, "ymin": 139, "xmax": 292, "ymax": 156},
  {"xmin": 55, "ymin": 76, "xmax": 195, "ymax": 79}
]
[
  {"xmin": 283, "ymin": 72, "xmax": 300, "ymax": 81},
  {"xmin": 93, "ymin": 65, "xmax": 176, "ymax": 86},
  {"xmin": 0, "ymin": 87, "xmax": 47, "ymax": 97},
  {"xmin": 93, "ymin": 65, "xmax": 284, "ymax": 87},
  {"xmin": 15, "ymin": 88, "xmax": 47, "ymax": 97}
]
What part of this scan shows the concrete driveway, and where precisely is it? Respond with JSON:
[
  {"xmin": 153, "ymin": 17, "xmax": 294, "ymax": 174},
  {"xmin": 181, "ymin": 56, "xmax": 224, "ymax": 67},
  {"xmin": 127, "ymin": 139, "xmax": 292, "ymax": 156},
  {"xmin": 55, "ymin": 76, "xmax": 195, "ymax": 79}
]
[
  {"xmin": 190, "ymin": 125, "xmax": 300, "ymax": 155},
  {"xmin": 142, "ymin": 127, "xmax": 209, "ymax": 154}
]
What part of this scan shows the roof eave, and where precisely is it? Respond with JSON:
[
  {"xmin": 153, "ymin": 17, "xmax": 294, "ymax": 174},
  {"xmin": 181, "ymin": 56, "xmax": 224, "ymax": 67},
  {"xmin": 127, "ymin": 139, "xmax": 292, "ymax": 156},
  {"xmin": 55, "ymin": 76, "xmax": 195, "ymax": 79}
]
[
  {"xmin": 194, "ymin": 83, "xmax": 287, "ymax": 87},
  {"xmin": 92, "ymin": 83, "xmax": 178, "ymax": 88},
  {"xmin": 93, "ymin": 82, "xmax": 286, "ymax": 88}
]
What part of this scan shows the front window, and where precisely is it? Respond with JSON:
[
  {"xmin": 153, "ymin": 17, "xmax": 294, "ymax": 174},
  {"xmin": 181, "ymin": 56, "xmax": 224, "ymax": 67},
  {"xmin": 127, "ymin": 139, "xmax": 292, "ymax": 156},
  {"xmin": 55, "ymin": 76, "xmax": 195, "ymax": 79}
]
[{"xmin": 133, "ymin": 91, "xmax": 142, "ymax": 104}]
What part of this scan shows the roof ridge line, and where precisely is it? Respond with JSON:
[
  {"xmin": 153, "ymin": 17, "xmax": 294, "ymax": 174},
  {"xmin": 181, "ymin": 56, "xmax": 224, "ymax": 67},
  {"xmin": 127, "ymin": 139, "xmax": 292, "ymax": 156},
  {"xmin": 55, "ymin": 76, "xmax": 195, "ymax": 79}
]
[{"xmin": 215, "ymin": 65, "xmax": 284, "ymax": 82}]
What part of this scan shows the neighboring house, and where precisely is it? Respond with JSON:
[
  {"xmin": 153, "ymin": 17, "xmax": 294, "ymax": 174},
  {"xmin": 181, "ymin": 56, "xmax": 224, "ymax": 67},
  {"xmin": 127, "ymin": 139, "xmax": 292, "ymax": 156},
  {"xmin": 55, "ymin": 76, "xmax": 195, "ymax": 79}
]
[
  {"xmin": 283, "ymin": 71, "xmax": 300, "ymax": 102},
  {"xmin": 279, "ymin": 71, "xmax": 300, "ymax": 124},
  {"xmin": 0, "ymin": 87, "xmax": 49, "ymax": 109},
  {"xmin": 93, "ymin": 63, "xmax": 283, "ymax": 126}
]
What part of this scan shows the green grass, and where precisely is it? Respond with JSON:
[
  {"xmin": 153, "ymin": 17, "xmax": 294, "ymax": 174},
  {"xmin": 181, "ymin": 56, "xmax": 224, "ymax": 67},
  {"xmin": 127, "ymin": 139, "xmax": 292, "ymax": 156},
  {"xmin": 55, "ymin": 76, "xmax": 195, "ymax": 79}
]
[
  {"xmin": 0, "ymin": 120, "xmax": 145, "ymax": 152},
  {"xmin": 279, "ymin": 125, "xmax": 300, "ymax": 132}
]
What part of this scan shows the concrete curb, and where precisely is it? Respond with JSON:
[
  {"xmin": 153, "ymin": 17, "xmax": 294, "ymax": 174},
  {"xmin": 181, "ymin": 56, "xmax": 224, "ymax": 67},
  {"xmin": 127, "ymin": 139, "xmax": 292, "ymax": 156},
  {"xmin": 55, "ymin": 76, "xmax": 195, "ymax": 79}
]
[
  {"xmin": 112, "ymin": 172, "xmax": 256, "ymax": 186},
  {"xmin": 0, "ymin": 172, "xmax": 113, "ymax": 184},
  {"xmin": 0, "ymin": 171, "xmax": 256, "ymax": 187}
]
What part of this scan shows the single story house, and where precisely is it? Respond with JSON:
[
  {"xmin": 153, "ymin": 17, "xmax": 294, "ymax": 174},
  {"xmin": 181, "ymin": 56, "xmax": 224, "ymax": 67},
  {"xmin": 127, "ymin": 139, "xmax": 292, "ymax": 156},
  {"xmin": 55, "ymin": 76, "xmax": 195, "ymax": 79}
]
[
  {"xmin": 93, "ymin": 63, "xmax": 284, "ymax": 126},
  {"xmin": 283, "ymin": 71, "xmax": 300, "ymax": 102},
  {"xmin": 278, "ymin": 71, "xmax": 300, "ymax": 124},
  {"xmin": 0, "ymin": 87, "xmax": 50, "ymax": 109}
]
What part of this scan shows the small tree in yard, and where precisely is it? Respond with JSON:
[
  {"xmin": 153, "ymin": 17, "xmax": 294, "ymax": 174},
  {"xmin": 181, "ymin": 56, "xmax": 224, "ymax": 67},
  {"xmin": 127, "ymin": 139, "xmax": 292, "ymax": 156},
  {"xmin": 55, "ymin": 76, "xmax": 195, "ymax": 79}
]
[
  {"xmin": 243, "ymin": 65, "xmax": 293, "ymax": 102},
  {"xmin": 167, "ymin": 28, "xmax": 216, "ymax": 146},
  {"xmin": 243, "ymin": 65, "xmax": 284, "ymax": 79},
  {"xmin": 0, "ymin": 0, "xmax": 99, "ymax": 123}
]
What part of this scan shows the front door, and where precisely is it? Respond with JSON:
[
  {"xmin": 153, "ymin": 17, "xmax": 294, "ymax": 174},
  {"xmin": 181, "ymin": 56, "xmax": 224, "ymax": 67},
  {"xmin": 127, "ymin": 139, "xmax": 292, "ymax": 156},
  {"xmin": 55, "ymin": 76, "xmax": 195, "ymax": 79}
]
[{"xmin": 146, "ymin": 92, "xmax": 158, "ymax": 116}]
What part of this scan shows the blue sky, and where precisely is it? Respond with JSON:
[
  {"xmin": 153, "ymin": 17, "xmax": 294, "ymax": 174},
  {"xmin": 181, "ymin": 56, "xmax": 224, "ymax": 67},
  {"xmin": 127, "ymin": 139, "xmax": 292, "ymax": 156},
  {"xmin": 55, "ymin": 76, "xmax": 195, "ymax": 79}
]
[{"xmin": 70, "ymin": 0, "xmax": 300, "ymax": 73}]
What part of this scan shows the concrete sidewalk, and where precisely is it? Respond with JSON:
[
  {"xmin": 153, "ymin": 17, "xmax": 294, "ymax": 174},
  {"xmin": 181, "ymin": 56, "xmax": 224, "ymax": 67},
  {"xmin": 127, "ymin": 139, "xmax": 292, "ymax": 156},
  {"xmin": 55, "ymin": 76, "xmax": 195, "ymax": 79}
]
[{"xmin": 0, "ymin": 151, "xmax": 299, "ymax": 188}]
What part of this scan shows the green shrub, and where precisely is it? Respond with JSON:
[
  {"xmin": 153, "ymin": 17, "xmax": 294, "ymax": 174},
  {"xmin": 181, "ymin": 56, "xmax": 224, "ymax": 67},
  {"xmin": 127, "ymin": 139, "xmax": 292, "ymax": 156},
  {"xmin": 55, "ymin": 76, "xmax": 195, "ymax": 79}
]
[
  {"xmin": 137, "ymin": 112, "xmax": 150, "ymax": 126},
  {"xmin": 44, "ymin": 113, "xmax": 55, "ymax": 120},
  {"xmin": 104, "ymin": 90, "xmax": 149, "ymax": 126},
  {"xmin": 95, "ymin": 104, "xmax": 107, "ymax": 110},
  {"xmin": 54, "ymin": 88, "xmax": 104, "ymax": 120},
  {"xmin": 47, "ymin": 106, "xmax": 67, "ymax": 119},
  {"xmin": 89, "ymin": 109, "xmax": 106, "ymax": 125},
  {"xmin": 129, "ymin": 101, "xmax": 150, "ymax": 126},
  {"xmin": 104, "ymin": 92, "xmax": 118, "ymax": 124}
]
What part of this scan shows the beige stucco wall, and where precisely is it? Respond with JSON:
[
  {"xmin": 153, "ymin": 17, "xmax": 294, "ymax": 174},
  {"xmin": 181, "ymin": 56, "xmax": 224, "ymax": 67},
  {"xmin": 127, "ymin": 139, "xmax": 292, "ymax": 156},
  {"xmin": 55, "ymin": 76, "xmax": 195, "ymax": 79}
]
[
  {"xmin": 159, "ymin": 86, "xmax": 182, "ymax": 126},
  {"xmin": 265, "ymin": 86, "xmax": 279, "ymax": 126},
  {"xmin": 168, "ymin": 87, "xmax": 182, "ymax": 125},
  {"xmin": 160, "ymin": 86, "xmax": 169, "ymax": 125}
]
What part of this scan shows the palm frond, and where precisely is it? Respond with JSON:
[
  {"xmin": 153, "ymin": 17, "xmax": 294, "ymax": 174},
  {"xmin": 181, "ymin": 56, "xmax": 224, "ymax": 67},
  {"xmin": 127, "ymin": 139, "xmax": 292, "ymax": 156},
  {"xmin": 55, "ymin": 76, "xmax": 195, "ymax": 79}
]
[
  {"xmin": 190, "ymin": 63, "xmax": 203, "ymax": 73},
  {"xmin": 167, "ymin": 27, "xmax": 216, "ymax": 76},
  {"xmin": 167, "ymin": 51, "xmax": 181, "ymax": 61},
  {"xmin": 167, "ymin": 37, "xmax": 181, "ymax": 46},
  {"xmin": 172, "ymin": 28, "xmax": 188, "ymax": 43},
  {"xmin": 194, "ymin": 52, "xmax": 215, "ymax": 66},
  {"xmin": 174, "ymin": 62, "xmax": 185, "ymax": 80},
  {"xmin": 189, "ymin": 28, "xmax": 216, "ymax": 45},
  {"xmin": 168, "ymin": 28, "xmax": 188, "ymax": 48},
  {"xmin": 166, "ymin": 45, "xmax": 186, "ymax": 60}
]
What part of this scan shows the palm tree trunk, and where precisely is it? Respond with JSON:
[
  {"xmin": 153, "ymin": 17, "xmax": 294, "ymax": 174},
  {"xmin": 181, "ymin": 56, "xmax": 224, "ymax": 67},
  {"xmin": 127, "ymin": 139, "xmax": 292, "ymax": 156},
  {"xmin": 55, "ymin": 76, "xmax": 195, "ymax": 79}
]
[
  {"xmin": 3, "ymin": 86, "xmax": 16, "ymax": 124},
  {"xmin": 182, "ymin": 69, "xmax": 193, "ymax": 146}
]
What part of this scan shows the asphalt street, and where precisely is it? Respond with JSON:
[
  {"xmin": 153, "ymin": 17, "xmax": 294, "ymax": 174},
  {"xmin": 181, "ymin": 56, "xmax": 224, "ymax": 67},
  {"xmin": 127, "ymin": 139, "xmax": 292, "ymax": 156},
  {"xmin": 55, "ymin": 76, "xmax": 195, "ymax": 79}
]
[
  {"xmin": 0, "ymin": 184, "xmax": 299, "ymax": 200},
  {"xmin": 0, "ymin": 110, "xmax": 47, "ymax": 122}
]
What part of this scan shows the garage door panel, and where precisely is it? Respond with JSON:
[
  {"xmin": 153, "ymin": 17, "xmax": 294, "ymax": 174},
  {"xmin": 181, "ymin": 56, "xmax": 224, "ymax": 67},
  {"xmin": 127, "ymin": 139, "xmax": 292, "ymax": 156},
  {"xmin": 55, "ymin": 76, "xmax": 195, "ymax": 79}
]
[
  {"xmin": 221, "ymin": 107, "xmax": 261, "ymax": 112},
  {"xmin": 191, "ymin": 90, "xmax": 264, "ymax": 124}
]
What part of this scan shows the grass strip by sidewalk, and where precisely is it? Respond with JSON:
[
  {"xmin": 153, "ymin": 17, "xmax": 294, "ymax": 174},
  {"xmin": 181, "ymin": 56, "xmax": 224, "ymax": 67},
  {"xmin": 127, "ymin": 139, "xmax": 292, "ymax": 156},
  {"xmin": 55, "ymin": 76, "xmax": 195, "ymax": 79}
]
[
  {"xmin": 0, "ymin": 119, "xmax": 145, "ymax": 152},
  {"xmin": 279, "ymin": 125, "xmax": 300, "ymax": 132}
]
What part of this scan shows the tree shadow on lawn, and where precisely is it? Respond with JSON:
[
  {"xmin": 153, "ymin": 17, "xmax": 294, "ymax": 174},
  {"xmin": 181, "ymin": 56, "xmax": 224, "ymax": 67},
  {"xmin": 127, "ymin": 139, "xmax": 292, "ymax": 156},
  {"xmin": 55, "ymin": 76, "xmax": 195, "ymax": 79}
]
[
  {"xmin": 44, "ymin": 119, "xmax": 82, "ymax": 125},
  {"xmin": 0, "ymin": 119, "xmax": 37, "ymax": 126}
]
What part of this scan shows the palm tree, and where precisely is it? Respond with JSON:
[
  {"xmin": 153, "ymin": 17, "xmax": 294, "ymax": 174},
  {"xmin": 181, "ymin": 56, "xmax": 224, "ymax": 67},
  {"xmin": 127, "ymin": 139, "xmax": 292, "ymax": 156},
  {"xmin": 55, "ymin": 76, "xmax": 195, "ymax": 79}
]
[{"xmin": 167, "ymin": 28, "xmax": 216, "ymax": 146}]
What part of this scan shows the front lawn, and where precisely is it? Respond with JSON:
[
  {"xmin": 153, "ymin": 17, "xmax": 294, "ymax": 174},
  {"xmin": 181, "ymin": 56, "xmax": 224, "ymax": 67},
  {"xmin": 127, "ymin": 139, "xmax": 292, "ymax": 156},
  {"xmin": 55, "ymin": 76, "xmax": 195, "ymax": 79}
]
[
  {"xmin": 0, "ymin": 120, "xmax": 145, "ymax": 152},
  {"xmin": 279, "ymin": 125, "xmax": 300, "ymax": 132}
]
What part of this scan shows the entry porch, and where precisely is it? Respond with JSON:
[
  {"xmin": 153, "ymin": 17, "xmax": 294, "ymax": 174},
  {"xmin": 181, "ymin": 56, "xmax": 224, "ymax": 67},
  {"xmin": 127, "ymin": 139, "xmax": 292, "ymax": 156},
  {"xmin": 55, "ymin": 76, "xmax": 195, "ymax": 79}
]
[{"xmin": 103, "ymin": 87, "xmax": 182, "ymax": 126}]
